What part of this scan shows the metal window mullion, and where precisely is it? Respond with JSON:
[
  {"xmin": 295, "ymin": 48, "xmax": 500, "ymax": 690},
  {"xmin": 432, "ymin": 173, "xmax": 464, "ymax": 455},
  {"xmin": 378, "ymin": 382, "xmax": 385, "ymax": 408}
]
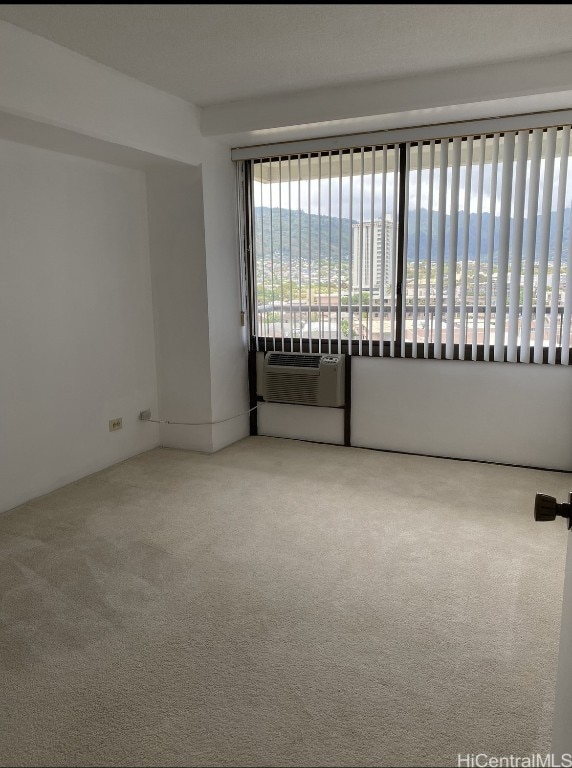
[
  {"xmin": 369, "ymin": 148, "xmax": 376, "ymax": 355},
  {"xmin": 399, "ymin": 143, "xmax": 409, "ymax": 357},
  {"xmin": 298, "ymin": 155, "xmax": 303, "ymax": 352},
  {"xmin": 348, "ymin": 149, "xmax": 354, "ymax": 355},
  {"xmin": 278, "ymin": 158, "xmax": 284, "ymax": 344},
  {"xmin": 380, "ymin": 146, "xmax": 388, "ymax": 357},
  {"xmin": 268, "ymin": 158, "xmax": 276, "ymax": 350},
  {"xmin": 259, "ymin": 162, "xmax": 266, "ymax": 350},
  {"xmin": 358, "ymin": 148, "xmax": 365, "ymax": 355},
  {"xmin": 337, "ymin": 150, "xmax": 343, "ymax": 353},
  {"xmin": 391, "ymin": 146, "xmax": 400, "ymax": 357},
  {"xmin": 328, "ymin": 151, "xmax": 333, "ymax": 354},
  {"xmin": 307, "ymin": 155, "xmax": 312, "ymax": 350},
  {"xmin": 288, "ymin": 157, "xmax": 293, "ymax": 351},
  {"xmin": 317, "ymin": 153, "xmax": 322, "ymax": 353},
  {"xmin": 412, "ymin": 143, "xmax": 422, "ymax": 358}
]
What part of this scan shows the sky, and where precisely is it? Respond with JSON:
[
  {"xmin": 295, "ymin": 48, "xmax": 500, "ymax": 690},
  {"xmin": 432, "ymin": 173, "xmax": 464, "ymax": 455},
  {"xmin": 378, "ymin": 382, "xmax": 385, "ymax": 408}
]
[{"xmin": 253, "ymin": 138, "xmax": 572, "ymax": 221}]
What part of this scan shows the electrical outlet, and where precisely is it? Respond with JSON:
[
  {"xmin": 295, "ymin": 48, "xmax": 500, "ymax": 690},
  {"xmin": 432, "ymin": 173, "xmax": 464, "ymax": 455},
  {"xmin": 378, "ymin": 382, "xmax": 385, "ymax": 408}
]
[{"xmin": 109, "ymin": 418, "xmax": 123, "ymax": 432}]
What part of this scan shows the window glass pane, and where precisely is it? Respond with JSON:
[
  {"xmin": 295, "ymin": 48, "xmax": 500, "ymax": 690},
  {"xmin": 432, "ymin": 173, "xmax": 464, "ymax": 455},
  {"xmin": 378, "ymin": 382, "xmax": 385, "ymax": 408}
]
[
  {"xmin": 402, "ymin": 130, "xmax": 572, "ymax": 360},
  {"xmin": 246, "ymin": 124, "xmax": 572, "ymax": 363},
  {"xmin": 252, "ymin": 149, "xmax": 398, "ymax": 351}
]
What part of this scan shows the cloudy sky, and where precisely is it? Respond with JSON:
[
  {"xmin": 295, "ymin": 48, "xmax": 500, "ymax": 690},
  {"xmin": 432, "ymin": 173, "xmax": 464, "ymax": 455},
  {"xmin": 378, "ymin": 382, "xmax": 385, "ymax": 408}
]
[{"xmin": 253, "ymin": 144, "xmax": 572, "ymax": 222}]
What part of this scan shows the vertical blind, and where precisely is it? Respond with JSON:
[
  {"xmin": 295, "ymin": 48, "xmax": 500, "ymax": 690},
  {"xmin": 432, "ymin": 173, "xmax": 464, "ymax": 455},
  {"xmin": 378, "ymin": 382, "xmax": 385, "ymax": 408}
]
[
  {"xmin": 245, "ymin": 123, "xmax": 572, "ymax": 363},
  {"xmin": 250, "ymin": 148, "xmax": 399, "ymax": 356},
  {"xmin": 402, "ymin": 128, "xmax": 572, "ymax": 362}
]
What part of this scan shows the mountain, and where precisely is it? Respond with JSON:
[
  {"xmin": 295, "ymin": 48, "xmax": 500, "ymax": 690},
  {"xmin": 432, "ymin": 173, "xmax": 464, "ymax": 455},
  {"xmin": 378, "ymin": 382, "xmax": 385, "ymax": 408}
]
[
  {"xmin": 405, "ymin": 208, "xmax": 571, "ymax": 265},
  {"xmin": 254, "ymin": 206, "xmax": 572, "ymax": 266},
  {"xmin": 254, "ymin": 207, "xmax": 350, "ymax": 265}
]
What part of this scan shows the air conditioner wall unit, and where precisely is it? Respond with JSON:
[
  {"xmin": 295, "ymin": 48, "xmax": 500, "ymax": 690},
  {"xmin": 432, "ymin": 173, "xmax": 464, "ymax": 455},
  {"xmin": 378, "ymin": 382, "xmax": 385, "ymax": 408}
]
[{"xmin": 262, "ymin": 352, "xmax": 345, "ymax": 407}]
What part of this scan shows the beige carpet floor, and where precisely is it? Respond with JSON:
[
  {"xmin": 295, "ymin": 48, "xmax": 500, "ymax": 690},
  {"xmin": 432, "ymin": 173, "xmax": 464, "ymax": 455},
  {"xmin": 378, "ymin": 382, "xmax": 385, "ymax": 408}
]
[{"xmin": 0, "ymin": 436, "xmax": 570, "ymax": 767}]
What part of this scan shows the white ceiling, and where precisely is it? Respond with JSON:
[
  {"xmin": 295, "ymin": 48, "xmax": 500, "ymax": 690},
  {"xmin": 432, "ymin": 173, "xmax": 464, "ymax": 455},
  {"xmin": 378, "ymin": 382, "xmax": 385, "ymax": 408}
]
[{"xmin": 0, "ymin": 4, "xmax": 571, "ymax": 107}]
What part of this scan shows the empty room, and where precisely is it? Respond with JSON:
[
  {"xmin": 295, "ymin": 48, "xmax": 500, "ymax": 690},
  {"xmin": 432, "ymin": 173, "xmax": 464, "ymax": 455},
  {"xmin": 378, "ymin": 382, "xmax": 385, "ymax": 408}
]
[{"xmin": 2, "ymin": 4, "xmax": 572, "ymax": 767}]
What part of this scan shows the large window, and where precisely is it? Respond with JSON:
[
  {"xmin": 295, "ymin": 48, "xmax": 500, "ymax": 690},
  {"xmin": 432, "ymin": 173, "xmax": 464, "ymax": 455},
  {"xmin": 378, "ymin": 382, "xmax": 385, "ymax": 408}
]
[{"xmin": 240, "ymin": 119, "xmax": 572, "ymax": 363}]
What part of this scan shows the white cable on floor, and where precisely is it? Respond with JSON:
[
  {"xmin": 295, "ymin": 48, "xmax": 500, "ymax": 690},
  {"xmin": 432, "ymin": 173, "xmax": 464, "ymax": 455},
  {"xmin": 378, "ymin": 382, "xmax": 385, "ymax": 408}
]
[{"xmin": 142, "ymin": 405, "xmax": 258, "ymax": 427}]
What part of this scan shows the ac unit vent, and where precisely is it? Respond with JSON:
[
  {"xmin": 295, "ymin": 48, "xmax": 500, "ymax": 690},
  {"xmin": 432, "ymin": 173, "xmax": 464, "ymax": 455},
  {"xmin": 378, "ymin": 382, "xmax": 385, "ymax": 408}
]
[
  {"xmin": 262, "ymin": 352, "xmax": 345, "ymax": 407},
  {"xmin": 265, "ymin": 371, "xmax": 320, "ymax": 405},
  {"xmin": 267, "ymin": 353, "xmax": 320, "ymax": 368}
]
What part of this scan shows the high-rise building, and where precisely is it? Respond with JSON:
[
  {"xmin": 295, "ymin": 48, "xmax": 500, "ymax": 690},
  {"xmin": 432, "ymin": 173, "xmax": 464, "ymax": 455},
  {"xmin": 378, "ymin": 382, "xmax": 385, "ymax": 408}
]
[{"xmin": 351, "ymin": 217, "xmax": 394, "ymax": 292}]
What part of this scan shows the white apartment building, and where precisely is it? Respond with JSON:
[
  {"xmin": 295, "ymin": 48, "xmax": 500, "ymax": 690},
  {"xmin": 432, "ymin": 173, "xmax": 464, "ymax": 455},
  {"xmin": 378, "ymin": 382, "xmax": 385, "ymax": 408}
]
[{"xmin": 351, "ymin": 217, "xmax": 394, "ymax": 292}]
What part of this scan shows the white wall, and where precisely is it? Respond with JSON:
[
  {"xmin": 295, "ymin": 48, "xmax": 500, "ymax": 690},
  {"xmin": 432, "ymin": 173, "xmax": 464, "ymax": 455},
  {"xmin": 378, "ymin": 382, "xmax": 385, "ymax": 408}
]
[
  {"xmin": 0, "ymin": 22, "xmax": 249, "ymax": 467},
  {"xmin": 202, "ymin": 51, "xmax": 572, "ymax": 144},
  {"xmin": 146, "ymin": 165, "xmax": 213, "ymax": 452},
  {"xmin": 353, "ymin": 357, "xmax": 572, "ymax": 470},
  {"xmin": 0, "ymin": 20, "xmax": 202, "ymax": 165},
  {"xmin": 145, "ymin": 145, "xmax": 250, "ymax": 454},
  {"xmin": 0, "ymin": 138, "xmax": 160, "ymax": 513},
  {"xmin": 257, "ymin": 356, "xmax": 572, "ymax": 471},
  {"xmin": 258, "ymin": 402, "xmax": 344, "ymax": 445},
  {"xmin": 201, "ymin": 143, "xmax": 249, "ymax": 451},
  {"xmin": 145, "ymin": 144, "xmax": 250, "ymax": 454}
]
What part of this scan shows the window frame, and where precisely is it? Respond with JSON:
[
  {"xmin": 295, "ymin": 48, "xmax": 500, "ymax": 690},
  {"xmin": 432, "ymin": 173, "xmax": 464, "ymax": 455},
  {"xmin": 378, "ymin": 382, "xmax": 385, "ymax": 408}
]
[{"xmin": 240, "ymin": 116, "xmax": 572, "ymax": 365}]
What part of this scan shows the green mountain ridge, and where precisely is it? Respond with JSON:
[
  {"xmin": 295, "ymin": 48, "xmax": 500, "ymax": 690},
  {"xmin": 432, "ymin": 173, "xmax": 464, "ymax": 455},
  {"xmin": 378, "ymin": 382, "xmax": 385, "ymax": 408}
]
[{"xmin": 254, "ymin": 206, "xmax": 571, "ymax": 265}]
